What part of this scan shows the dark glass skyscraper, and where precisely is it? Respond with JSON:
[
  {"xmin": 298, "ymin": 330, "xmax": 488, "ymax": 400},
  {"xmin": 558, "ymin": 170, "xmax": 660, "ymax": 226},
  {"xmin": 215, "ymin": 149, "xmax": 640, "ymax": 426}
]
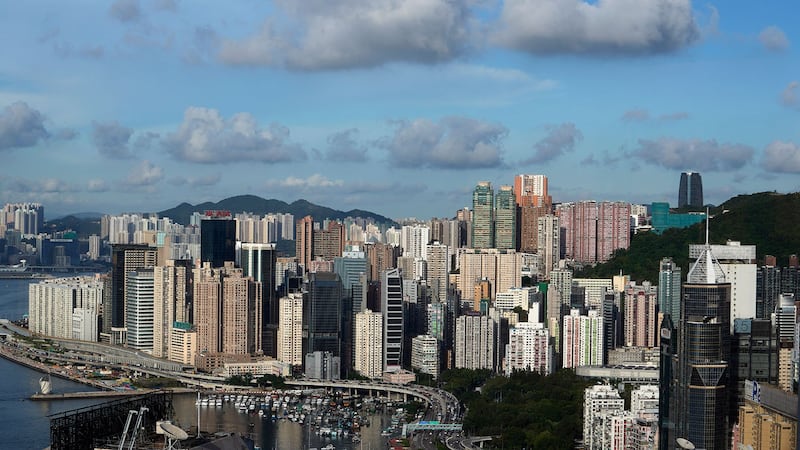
[
  {"xmin": 239, "ymin": 243, "xmax": 277, "ymax": 357},
  {"xmin": 678, "ymin": 171, "xmax": 704, "ymax": 208},
  {"xmin": 200, "ymin": 214, "xmax": 236, "ymax": 268},
  {"xmin": 304, "ymin": 272, "xmax": 343, "ymax": 358}
]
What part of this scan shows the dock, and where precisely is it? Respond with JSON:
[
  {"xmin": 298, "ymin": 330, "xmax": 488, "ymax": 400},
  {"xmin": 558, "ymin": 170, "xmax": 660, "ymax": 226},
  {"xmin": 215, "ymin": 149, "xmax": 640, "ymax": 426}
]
[{"xmin": 31, "ymin": 389, "xmax": 156, "ymax": 401}]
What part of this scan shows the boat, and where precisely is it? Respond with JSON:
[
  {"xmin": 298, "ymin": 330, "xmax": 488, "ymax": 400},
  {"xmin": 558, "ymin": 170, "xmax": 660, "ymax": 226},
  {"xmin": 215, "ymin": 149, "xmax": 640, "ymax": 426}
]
[{"xmin": 0, "ymin": 260, "xmax": 27, "ymax": 273}]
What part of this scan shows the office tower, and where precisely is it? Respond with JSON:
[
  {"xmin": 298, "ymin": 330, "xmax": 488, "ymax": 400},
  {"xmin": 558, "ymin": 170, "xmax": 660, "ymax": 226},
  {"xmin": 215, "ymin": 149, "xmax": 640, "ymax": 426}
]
[
  {"xmin": 426, "ymin": 241, "xmax": 449, "ymax": 304},
  {"xmin": 455, "ymin": 313, "xmax": 496, "ymax": 370},
  {"xmin": 411, "ymin": 334, "xmax": 440, "ymax": 379},
  {"xmin": 624, "ymin": 281, "xmax": 657, "ymax": 348},
  {"xmin": 354, "ymin": 309, "xmax": 383, "ymax": 379},
  {"xmin": 277, "ymin": 293, "xmax": 304, "ymax": 366},
  {"xmin": 658, "ymin": 314, "xmax": 676, "ymax": 450},
  {"xmin": 28, "ymin": 276, "xmax": 103, "ymax": 340},
  {"xmin": 671, "ymin": 225, "xmax": 731, "ymax": 450},
  {"xmin": 513, "ymin": 174, "xmax": 550, "ymax": 207},
  {"xmin": 602, "ymin": 292, "xmax": 622, "ymax": 363},
  {"xmin": 365, "ymin": 242, "xmax": 399, "ymax": 282},
  {"xmin": 126, "ymin": 269, "xmax": 155, "ymax": 352},
  {"xmin": 200, "ymin": 212, "xmax": 236, "ymax": 268},
  {"xmin": 400, "ymin": 224, "xmax": 430, "ymax": 260},
  {"xmin": 775, "ymin": 294, "xmax": 796, "ymax": 392},
  {"xmin": 494, "ymin": 185, "xmax": 516, "ymax": 250},
  {"xmin": 296, "ymin": 215, "xmax": 314, "ymax": 270},
  {"xmin": 239, "ymin": 243, "xmax": 277, "ymax": 357},
  {"xmin": 381, "ymin": 268, "xmax": 403, "ymax": 371},
  {"xmin": 109, "ymin": 244, "xmax": 158, "ymax": 333},
  {"xmin": 304, "ymin": 272, "xmax": 343, "ymax": 360},
  {"xmin": 678, "ymin": 171, "xmax": 703, "ymax": 208},
  {"xmin": 495, "ymin": 286, "xmax": 537, "ymax": 313},
  {"xmin": 597, "ymin": 202, "xmax": 631, "ymax": 263},
  {"xmin": 335, "ymin": 246, "xmax": 368, "ymax": 375},
  {"xmin": 731, "ymin": 318, "xmax": 778, "ymax": 390},
  {"xmin": 152, "ymin": 260, "xmax": 191, "ymax": 359},
  {"xmin": 537, "ymin": 215, "xmax": 560, "ymax": 279},
  {"xmin": 658, "ymin": 258, "xmax": 682, "ymax": 324},
  {"xmin": 471, "ymin": 181, "xmax": 494, "ymax": 249},
  {"xmin": 756, "ymin": 265, "xmax": 781, "ymax": 319},
  {"xmin": 313, "ymin": 221, "xmax": 345, "ymax": 261},
  {"xmin": 505, "ymin": 321, "xmax": 552, "ymax": 375},
  {"xmin": 563, "ymin": 309, "xmax": 603, "ymax": 368},
  {"xmin": 583, "ymin": 384, "xmax": 625, "ymax": 450}
]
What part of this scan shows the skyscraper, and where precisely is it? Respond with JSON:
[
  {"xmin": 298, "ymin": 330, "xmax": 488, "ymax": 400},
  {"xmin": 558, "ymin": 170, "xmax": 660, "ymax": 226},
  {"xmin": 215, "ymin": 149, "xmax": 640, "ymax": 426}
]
[
  {"xmin": 200, "ymin": 212, "xmax": 236, "ymax": 268},
  {"xmin": 296, "ymin": 215, "xmax": 314, "ymax": 270},
  {"xmin": 354, "ymin": 309, "xmax": 383, "ymax": 378},
  {"xmin": 669, "ymin": 224, "xmax": 731, "ymax": 450},
  {"xmin": 537, "ymin": 215, "xmax": 560, "ymax": 279},
  {"xmin": 658, "ymin": 258, "xmax": 682, "ymax": 324},
  {"xmin": 108, "ymin": 244, "xmax": 158, "ymax": 335},
  {"xmin": 239, "ymin": 243, "xmax": 277, "ymax": 356},
  {"xmin": 304, "ymin": 272, "xmax": 343, "ymax": 359},
  {"xmin": 493, "ymin": 185, "xmax": 516, "ymax": 250},
  {"xmin": 513, "ymin": 174, "xmax": 550, "ymax": 207},
  {"xmin": 126, "ymin": 269, "xmax": 155, "ymax": 352},
  {"xmin": 471, "ymin": 181, "xmax": 494, "ymax": 249},
  {"xmin": 678, "ymin": 171, "xmax": 704, "ymax": 208},
  {"xmin": 623, "ymin": 281, "xmax": 657, "ymax": 348},
  {"xmin": 277, "ymin": 292, "xmax": 303, "ymax": 366},
  {"xmin": 381, "ymin": 268, "xmax": 404, "ymax": 371}
]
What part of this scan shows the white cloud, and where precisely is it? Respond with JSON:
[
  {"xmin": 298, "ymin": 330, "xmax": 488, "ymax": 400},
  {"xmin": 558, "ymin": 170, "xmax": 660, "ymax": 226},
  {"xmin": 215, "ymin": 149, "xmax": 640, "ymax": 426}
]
[
  {"xmin": 380, "ymin": 116, "xmax": 507, "ymax": 169},
  {"xmin": 87, "ymin": 179, "xmax": 110, "ymax": 192},
  {"xmin": 761, "ymin": 141, "xmax": 800, "ymax": 173},
  {"xmin": 781, "ymin": 81, "xmax": 799, "ymax": 109},
  {"xmin": 125, "ymin": 160, "xmax": 164, "ymax": 186},
  {"xmin": 265, "ymin": 174, "xmax": 345, "ymax": 190},
  {"xmin": 758, "ymin": 25, "xmax": 789, "ymax": 52},
  {"xmin": 632, "ymin": 138, "xmax": 754, "ymax": 171},
  {"xmin": 521, "ymin": 123, "xmax": 583, "ymax": 164},
  {"xmin": 218, "ymin": 0, "xmax": 474, "ymax": 70},
  {"xmin": 92, "ymin": 121, "xmax": 134, "ymax": 159},
  {"xmin": 162, "ymin": 106, "xmax": 306, "ymax": 164},
  {"xmin": 493, "ymin": 0, "xmax": 698, "ymax": 56}
]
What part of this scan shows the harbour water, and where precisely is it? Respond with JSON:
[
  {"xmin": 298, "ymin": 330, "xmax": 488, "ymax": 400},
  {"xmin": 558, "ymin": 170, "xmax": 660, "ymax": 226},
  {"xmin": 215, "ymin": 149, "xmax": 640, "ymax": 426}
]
[{"xmin": 0, "ymin": 276, "xmax": 395, "ymax": 449}]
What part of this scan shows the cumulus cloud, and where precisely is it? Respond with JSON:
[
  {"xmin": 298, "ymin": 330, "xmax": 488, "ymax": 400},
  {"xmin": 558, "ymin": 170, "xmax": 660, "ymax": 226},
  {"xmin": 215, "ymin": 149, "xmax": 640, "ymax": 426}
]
[
  {"xmin": 125, "ymin": 160, "xmax": 164, "ymax": 186},
  {"xmin": 265, "ymin": 174, "xmax": 345, "ymax": 191},
  {"xmin": 493, "ymin": 0, "xmax": 699, "ymax": 56},
  {"xmin": 6, "ymin": 178, "xmax": 77, "ymax": 194},
  {"xmin": 92, "ymin": 121, "xmax": 134, "ymax": 159},
  {"xmin": 110, "ymin": 0, "xmax": 142, "ymax": 22},
  {"xmin": 87, "ymin": 179, "xmax": 110, "ymax": 192},
  {"xmin": 218, "ymin": 0, "xmax": 473, "ymax": 70},
  {"xmin": 761, "ymin": 141, "xmax": 800, "ymax": 173},
  {"xmin": 782, "ymin": 81, "xmax": 799, "ymax": 109},
  {"xmin": 169, "ymin": 173, "xmax": 222, "ymax": 187},
  {"xmin": 759, "ymin": 26, "xmax": 789, "ymax": 52},
  {"xmin": 0, "ymin": 102, "xmax": 49, "ymax": 150},
  {"xmin": 162, "ymin": 107, "xmax": 306, "ymax": 164},
  {"xmin": 632, "ymin": 138, "xmax": 754, "ymax": 171},
  {"xmin": 379, "ymin": 116, "xmax": 507, "ymax": 169},
  {"xmin": 325, "ymin": 129, "xmax": 368, "ymax": 162},
  {"xmin": 521, "ymin": 123, "xmax": 583, "ymax": 164}
]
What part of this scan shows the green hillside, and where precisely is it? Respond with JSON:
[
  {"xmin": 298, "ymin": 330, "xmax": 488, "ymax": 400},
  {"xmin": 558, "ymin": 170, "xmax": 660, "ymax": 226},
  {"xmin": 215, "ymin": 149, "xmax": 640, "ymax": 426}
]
[{"xmin": 578, "ymin": 191, "xmax": 800, "ymax": 283}]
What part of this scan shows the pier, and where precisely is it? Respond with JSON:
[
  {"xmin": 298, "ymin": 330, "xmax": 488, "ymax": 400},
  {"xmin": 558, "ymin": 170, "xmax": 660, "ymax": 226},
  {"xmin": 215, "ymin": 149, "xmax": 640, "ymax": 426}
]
[{"xmin": 31, "ymin": 390, "xmax": 156, "ymax": 401}]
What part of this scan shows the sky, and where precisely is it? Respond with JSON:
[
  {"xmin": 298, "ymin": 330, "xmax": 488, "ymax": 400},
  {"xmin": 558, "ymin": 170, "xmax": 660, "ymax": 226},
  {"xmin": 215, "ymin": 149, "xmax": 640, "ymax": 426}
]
[{"xmin": 1, "ymin": 0, "xmax": 799, "ymax": 220}]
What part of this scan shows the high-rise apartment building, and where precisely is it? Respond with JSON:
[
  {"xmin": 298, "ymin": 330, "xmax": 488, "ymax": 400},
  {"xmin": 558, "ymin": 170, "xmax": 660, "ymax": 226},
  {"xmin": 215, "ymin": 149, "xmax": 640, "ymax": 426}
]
[
  {"xmin": 28, "ymin": 276, "xmax": 103, "ymax": 341},
  {"xmin": 365, "ymin": 242, "xmax": 399, "ymax": 282},
  {"xmin": 563, "ymin": 309, "xmax": 603, "ymax": 368},
  {"xmin": 313, "ymin": 221, "xmax": 345, "ymax": 261},
  {"xmin": 471, "ymin": 181, "xmax": 494, "ymax": 249},
  {"xmin": 296, "ymin": 215, "xmax": 314, "ymax": 270},
  {"xmin": 557, "ymin": 201, "xmax": 630, "ymax": 264},
  {"xmin": 494, "ymin": 185, "xmax": 516, "ymax": 250},
  {"xmin": 623, "ymin": 281, "xmax": 657, "ymax": 348},
  {"xmin": 381, "ymin": 268, "xmax": 403, "ymax": 371},
  {"xmin": 152, "ymin": 260, "xmax": 191, "ymax": 358},
  {"xmin": 455, "ymin": 313, "xmax": 496, "ymax": 370},
  {"xmin": 411, "ymin": 334, "xmax": 440, "ymax": 379},
  {"xmin": 505, "ymin": 321, "xmax": 551, "ymax": 375},
  {"xmin": 513, "ymin": 174, "xmax": 550, "ymax": 207},
  {"xmin": 200, "ymin": 212, "xmax": 236, "ymax": 268},
  {"xmin": 277, "ymin": 292, "xmax": 303, "ymax": 366},
  {"xmin": 400, "ymin": 224, "xmax": 430, "ymax": 260},
  {"xmin": 583, "ymin": 384, "xmax": 625, "ymax": 450},
  {"xmin": 354, "ymin": 309, "xmax": 383, "ymax": 378},
  {"xmin": 537, "ymin": 214, "xmax": 560, "ymax": 279},
  {"xmin": 426, "ymin": 242, "xmax": 449, "ymax": 303},
  {"xmin": 678, "ymin": 171, "xmax": 703, "ymax": 208},
  {"xmin": 126, "ymin": 269, "xmax": 155, "ymax": 352},
  {"xmin": 0, "ymin": 202, "xmax": 43, "ymax": 235}
]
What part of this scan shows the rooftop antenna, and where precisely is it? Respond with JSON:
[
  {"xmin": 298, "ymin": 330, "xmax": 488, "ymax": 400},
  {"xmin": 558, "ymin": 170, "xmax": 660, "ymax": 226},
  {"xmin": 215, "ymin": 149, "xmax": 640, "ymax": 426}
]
[{"xmin": 705, "ymin": 207, "xmax": 710, "ymax": 246}]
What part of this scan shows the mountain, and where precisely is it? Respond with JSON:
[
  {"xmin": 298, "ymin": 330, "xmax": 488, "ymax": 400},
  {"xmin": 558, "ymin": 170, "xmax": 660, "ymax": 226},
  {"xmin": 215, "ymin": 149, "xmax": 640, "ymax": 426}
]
[
  {"xmin": 577, "ymin": 191, "xmax": 800, "ymax": 283},
  {"xmin": 42, "ymin": 215, "xmax": 102, "ymax": 237},
  {"xmin": 157, "ymin": 194, "xmax": 397, "ymax": 226}
]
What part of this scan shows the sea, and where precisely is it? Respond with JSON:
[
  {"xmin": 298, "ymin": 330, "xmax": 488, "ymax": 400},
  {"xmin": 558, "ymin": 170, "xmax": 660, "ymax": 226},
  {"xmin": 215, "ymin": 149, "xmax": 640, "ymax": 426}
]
[{"xmin": 0, "ymin": 277, "xmax": 393, "ymax": 449}]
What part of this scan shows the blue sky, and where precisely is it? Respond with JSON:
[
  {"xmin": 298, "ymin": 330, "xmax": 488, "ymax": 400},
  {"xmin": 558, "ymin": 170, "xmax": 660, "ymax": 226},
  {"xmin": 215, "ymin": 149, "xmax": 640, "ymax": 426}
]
[{"xmin": 0, "ymin": 0, "xmax": 798, "ymax": 220}]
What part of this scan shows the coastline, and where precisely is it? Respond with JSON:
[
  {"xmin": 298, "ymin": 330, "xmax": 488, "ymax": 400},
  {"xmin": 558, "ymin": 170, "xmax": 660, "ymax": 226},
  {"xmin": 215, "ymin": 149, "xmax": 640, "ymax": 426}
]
[{"xmin": 0, "ymin": 341, "xmax": 112, "ymax": 391}]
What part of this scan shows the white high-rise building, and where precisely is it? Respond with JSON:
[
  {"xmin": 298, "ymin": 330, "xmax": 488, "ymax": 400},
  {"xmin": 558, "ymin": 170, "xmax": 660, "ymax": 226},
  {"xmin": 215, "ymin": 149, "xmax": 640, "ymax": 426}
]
[
  {"xmin": 426, "ymin": 241, "xmax": 449, "ymax": 303},
  {"xmin": 455, "ymin": 314, "xmax": 495, "ymax": 370},
  {"xmin": 505, "ymin": 321, "xmax": 552, "ymax": 375},
  {"xmin": 354, "ymin": 309, "xmax": 383, "ymax": 379},
  {"xmin": 400, "ymin": 224, "xmax": 430, "ymax": 260},
  {"xmin": 537, "ymin": 215, "xmax": 560, "ymax": 280},
  {"xmin": 278, "ymin": 293, "xmax": 304, "ymax": 366},
  {"xmin": 126, "ymin": 269, "xmax": 155, "ymax": 353},
  {"xmin": 88, "ymin": 235, "xmax": 101, "ymax": 260},
  {"xmin": 572, "ymin": 278, "xmax": 613, "ymax": 310},
  {"xmin": 411, "ymin": 334, "xmax": 439, "ymax": 379},
  {"xmin": 382, "ymin": 268, "xmax": 404, "ymax": 371},
  {"xmin": 29, "ymin": 276, "xmax": 103, "ymax": 340},
  {"xmin": 583, "ymin": 384, "xmax": 625, "ymax": 450},
  {"xmin": 563, "ymin": 309, "xmax": 604, "ymax": 368},
  {"xmin": 630, "ymin": 385, "xmax": 659, "ymax": 416},
  {"xmin": 152, "ymin": 261, "xmax": 190, "ymax": 359}
]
